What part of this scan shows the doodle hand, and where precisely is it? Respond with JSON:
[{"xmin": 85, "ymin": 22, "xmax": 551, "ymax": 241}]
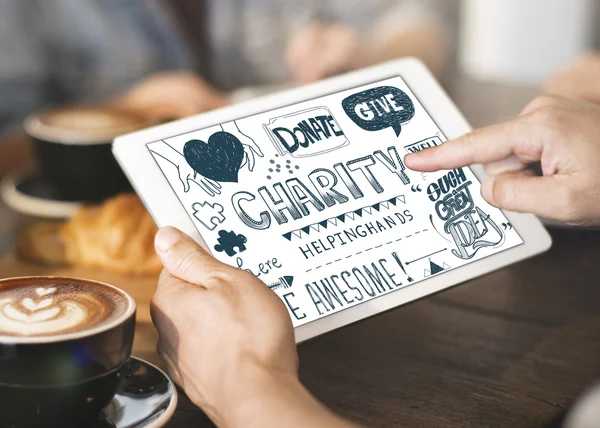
[
  {"xmin": 221, "ymin": 122, "xmax": 264, "ymax": 172},
  {"xmin": 178, "ymin": 161, "xmax": 222, "ymax": 197}
]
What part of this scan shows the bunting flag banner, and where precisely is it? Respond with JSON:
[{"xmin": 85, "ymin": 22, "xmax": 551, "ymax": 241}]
[{"xmin": 282, "ymin": 195, "xmax": 406, "ymax": 241}]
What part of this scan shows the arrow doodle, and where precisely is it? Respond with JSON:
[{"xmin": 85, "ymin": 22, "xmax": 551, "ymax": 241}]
[{"xmin": 269, "ymin": 276, "xmax": 295, "ymax": 291}]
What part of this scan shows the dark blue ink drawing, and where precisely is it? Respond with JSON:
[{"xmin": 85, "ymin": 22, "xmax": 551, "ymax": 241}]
[
  {"xmin": 342, "ymin": 86, "xmax": 415, "ymax": 137},
  {"xmin": 391, "ymin": 252, "xmax": 413, "ymax": 283},
  {"xmin": 411, "ymin": 185, "xmax": 422, "ymax": 193},
  {"xmin": 214, "ymin": 230, "xmax": 247, "ymax": 257},
  {"xmin": 192, "ymin": 201, "xmax": 226, "ymax": 231},
  {"xmin": 424, "ymin": 258, "xmax": 450, "ymax": 277},
  {"xmin": 184, "ymin": 132, "xmax": 245, "ymax": 183},
  {"xmin": 149, "ymin": 140, "xmax": 222, "ymax": 196},
  {"xmin": 428, "ymin": 168, "xmax": 505, "ymax": 260},
  {"xmin": 269, "ymin": 276, "xmax": 295, "ymax": 291},
  {"xmin": 263, "ymin": 106, "xmax": 349, "ymax": 158}
]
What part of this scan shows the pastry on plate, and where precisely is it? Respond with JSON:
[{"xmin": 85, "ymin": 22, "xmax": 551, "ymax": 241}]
[{"xmin": 61, "ymin": 194, "xmax": 162, "ymax": 276}]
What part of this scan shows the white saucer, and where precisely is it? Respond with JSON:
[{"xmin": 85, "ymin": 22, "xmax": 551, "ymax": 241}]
[
  {"xmin": 0, "ymin": 170, "xmax": 82, "ymax": 219},
  {"xmin": 95, "ymin": 357, "xmax": 178, "ymax": 428}
]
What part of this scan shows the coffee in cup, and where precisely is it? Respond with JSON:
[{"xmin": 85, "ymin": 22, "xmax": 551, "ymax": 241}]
[
  {"xmin": 24, "ymin": 107, "xmax": 150, "ymax": 203},
  {"xmin": 0, "ymin": 276, "xmax": 136, "ymax": 427}
]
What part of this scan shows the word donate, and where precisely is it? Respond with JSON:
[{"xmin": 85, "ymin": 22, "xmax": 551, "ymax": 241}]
[
  {"xmin": 263, "ymin": 107, "xmax": 349, "ymax": 158},
  {"xmin": 342, "ymin": 86, "xmax": 415, "ymax": 137}
]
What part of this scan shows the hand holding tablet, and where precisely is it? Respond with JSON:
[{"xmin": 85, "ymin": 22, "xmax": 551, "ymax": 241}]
[{"xmin": 114, "ymin": 59, "xmax": 551, "ymax": 342}]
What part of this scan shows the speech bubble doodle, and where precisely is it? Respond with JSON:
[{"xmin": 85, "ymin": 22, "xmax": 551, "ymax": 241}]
[{"xmin": 342, "ymin": 86, "xmax": 415, "ymax": 137}]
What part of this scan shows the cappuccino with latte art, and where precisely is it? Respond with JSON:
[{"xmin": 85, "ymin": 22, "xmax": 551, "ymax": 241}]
[
  {"xmin": 0, "ymin": 277, "xmax": 136, "ymax": 427},
  {"xmin": 0, "ymin": 280, "xmax": 128, "ymax": 337}
]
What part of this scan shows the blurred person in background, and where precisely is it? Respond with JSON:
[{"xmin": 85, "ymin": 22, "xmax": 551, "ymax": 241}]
[
  {"xmin": 545, "ymin": 52, "xmax": 600, "ymax": 104},
  {"xmin": 0, "ymin": 0, "xmax": 447, "ymax": 176}
]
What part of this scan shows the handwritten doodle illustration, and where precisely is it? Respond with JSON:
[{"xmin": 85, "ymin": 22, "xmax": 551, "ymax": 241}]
[
  {"xmin": 214, "ymin": 230, "xmax": 247, "ymax": 257},
  {"xmin": 146, "ymin": 74, "xmax": 523, "ymax": 330},
  {"xmin": 150, "ymin": 141, "xmax": 222, "ymax": 196},
  {"xmin": 264, "ymin": 107, "xmax": 349, "ymax": 158},
  {"xmin": 192, "ymin": 201, "xmax": 226, "ymax": 231},
  {"xmin": 406, "ymin": 248, "xmax": 447, "ymax": 265},
  {"xmin": 269, "ymin": 276, "xmax": 295, "ymax": 291},
  {"xmin": 342, "ymin": 86, "xmax": 415, "ymax": 137},
  {"xmin": 266, "ymin": 158, "xmax": 300, "ymax": 180},
  {"xmin": 405, "ymin": 136, "xmax": 443, "ymax": 154},
  {"xmin": 184, "ymin": 132, "xmax": 245, "ymax": 183},
  {"xmin": 392, "ymin": 252, "xmax": 413, "ymax": 282},
  {"xmin": 405, "ymin": 136, "xmax": 444, "ymax": 181},
  {"xmin": 282, "ymin": 195, "xmax": 407, "ymax": 241},
  {"xmin": 221, "ymin": 121, "xmax": 264, "ymax": 172},
  {"xmin": 428, "ymin": 169, "xmax": 505, "ymax": 260},
  {"xmin": 424, "ymin": 259, "xmax": 450, "ymax": 277}
]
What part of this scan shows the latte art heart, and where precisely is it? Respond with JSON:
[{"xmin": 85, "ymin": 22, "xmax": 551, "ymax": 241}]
[
  {"xmin": 0, "ymin": 282, "xmax": 127, "ymax": 337},
  {"xmin": 36, "ymin": 287, "xmax": 57, "ymax": 297}
]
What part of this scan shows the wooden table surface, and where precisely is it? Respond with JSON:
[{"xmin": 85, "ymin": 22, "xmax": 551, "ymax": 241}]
[
  {"xmin": 2, "ymin": 228, "xmax": 599, "ymax": 427},
  {"xmin": 2, "ymin": 78, "xmax": 598, "ymax": 427}
]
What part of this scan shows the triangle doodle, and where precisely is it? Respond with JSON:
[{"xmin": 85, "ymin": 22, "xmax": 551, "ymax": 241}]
[
  {"xmin": 354, "ymin": 209, "xmax": 363, "ymax": 217},
  {"xmin": 346, "ymin": 212, "xmax": 355, "ymax": 221},
  {"xmin": 301, "ymin": 226, "xmax": 311, "ymax": 234},
  {"xmin": 424, "ymin": 259, "xmax": 446, "ymax": 277},
  {"xmin": 337, "ymin": 214, "xmax": 346, "ymax": 223},
  {"xmin": 388, "ymin": 197, "xmax": 397, "ymax": 206},
  {"xmin": 398, "ymin": 195, "xmax": 406, "ymax": 204},
  {"xmin": 310, "ymin": 225, "xmax": 320, "ymax": 232},
  {"xmin": 283, "ymin": 232, "xmax": 292, "ymax": 241},
  {"xmin": 371, "ymin": 203, "xmax": 381, "ymax": 212},
  {"xmin": 319, "ymin": 220, "xmax": 329, "ymax": 229}
]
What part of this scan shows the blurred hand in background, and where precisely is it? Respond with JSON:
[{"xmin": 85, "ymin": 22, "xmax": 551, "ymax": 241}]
[
  {"xmin": 286, "ymin": 23, "xmax": 366, "ymax": 84},
  {"xmin": 545, "ymin": 52, "xmax": 600, "ymax": 104},
  {"xmin": 115, "ymin": 72, "xmax": 228, "ymax": 123}
]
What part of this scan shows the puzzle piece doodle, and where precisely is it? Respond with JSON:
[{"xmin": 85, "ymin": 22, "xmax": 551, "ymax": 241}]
[
  {"xmin": 214, "ymin": 230, "xmax": 247, "ymax": 257},
  {"xmin": 192, "ymin": 201, "xmax": 226, "ymax": 231}
]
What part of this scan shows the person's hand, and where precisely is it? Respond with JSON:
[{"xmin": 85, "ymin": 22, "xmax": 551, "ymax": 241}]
[
  {"xmin": 545, "ymin": 53, "xmax": 600, "ymax": 104},
  {"xmin": 151, "ymin": 228, "xmax": 354, "ymax": 427},
  {"xmin": 286, "ymin": 23, "xmax": 365, "ymax": 84},
  {"xmin": 405, "ymin": 95, "xmax": 600, "ymax": 227},
  {"xmin": 116, "ymin": 71, "xmax": 229, "ymax": 122}
]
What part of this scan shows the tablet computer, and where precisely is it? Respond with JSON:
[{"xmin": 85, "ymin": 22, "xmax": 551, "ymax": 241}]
[{"xmin": 114, "ymin": 58, "xmax": 552, "ymax": 343}]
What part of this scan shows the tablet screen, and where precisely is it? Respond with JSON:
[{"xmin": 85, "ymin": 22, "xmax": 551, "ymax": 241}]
[{"xmin": 147, "ymin": 76, "xmax": 523, "ymax": 327}]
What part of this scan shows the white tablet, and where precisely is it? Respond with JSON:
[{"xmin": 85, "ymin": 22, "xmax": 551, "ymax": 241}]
[{"xmin": 114, "ymin": 58, "xmax": 551, "ymax": 343}]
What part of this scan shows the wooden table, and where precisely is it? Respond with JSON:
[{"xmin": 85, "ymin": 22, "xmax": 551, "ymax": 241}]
[
  {"xmin": 2, "ymin": 228, "xmax": 600, "ymax": 427},
  {"xmin": 2, "ymin": 78, "xmax": 599, "ymax": 427}
]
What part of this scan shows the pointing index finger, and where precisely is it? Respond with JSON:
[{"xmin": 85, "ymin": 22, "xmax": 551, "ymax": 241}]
[{"xmin": 405, "ymin": 117, "xmax": 533, "ymax": 172}]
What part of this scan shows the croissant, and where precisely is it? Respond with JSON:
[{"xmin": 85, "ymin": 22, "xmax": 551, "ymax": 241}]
[{"xmin": 60, "ymin": 194, "xmax": 162, "ymax": 276}]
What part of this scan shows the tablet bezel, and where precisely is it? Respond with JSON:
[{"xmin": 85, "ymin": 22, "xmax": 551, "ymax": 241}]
[{"xmin": 113, "ymin": 58, "xmax": 552, "ymax": 343}]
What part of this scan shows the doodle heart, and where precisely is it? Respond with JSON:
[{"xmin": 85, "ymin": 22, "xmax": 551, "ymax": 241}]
[{"xmin": 184, "ymin": 131, "xmax": 246, "ymax": 183}]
